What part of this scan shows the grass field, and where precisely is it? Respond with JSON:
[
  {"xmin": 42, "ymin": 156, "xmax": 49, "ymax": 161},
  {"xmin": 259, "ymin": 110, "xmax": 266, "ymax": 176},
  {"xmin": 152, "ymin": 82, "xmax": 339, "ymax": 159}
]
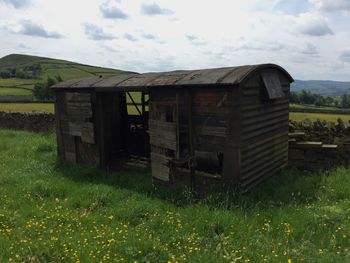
[
  {"xmin": 0, "ymin": 103, "xmax": 54, "ymax": 113},
  {"xmin": 289, "ymin": 112, "xmax": 350, "ymax": 122},
  {"xmin": 0, "ymin": 88, "xmax": 33, "ymax": 96},
  {"xmin": 0, "ymin": 129, "xmax": 349, "ymax": 262},
  {"xmin": 289, "ymin": 104, "xmax": 341, "ymax": 111}
]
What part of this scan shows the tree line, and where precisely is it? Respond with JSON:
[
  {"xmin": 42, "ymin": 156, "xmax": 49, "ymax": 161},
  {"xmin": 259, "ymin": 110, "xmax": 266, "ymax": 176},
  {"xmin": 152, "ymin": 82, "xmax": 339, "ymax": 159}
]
[
  {"xmin": 0, "ymin": 64, "xmax": 42, "ymax": 79},
  {"xmin": 290, "ymin": 91, "xmax": 350, "ymax": 109}
]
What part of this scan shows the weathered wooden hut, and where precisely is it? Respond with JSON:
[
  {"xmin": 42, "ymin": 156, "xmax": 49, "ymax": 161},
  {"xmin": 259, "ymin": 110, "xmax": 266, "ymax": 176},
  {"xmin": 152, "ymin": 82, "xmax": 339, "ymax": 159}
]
[{"xmin": 51, "ymin": 64, "xmax": 293, "ymax": 191}]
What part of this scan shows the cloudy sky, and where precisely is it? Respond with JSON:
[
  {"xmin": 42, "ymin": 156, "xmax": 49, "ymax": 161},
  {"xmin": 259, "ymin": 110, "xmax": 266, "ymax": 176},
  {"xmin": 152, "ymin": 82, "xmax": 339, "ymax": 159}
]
[{"xmin": 0, "ymin": 0, "xmax": 349, "ymax": 80}]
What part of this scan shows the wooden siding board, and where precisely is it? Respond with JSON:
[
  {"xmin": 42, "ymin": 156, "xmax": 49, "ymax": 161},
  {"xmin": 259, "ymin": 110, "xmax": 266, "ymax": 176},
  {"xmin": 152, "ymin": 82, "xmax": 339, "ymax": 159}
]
[{"xmin": 242, "ymin": 115, "xmax": 288, "ymax": 133}]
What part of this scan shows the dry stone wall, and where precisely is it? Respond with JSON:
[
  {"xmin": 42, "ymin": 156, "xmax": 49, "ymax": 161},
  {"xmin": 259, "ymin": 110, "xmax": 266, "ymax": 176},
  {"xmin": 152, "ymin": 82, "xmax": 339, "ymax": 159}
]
[
  {"xmin": 0, "ymin": 111, "xmax": 55, "ymax": 132},
  {"xmin": 289, "ymin": 119, "xmax": 350, "ymax": 170}
]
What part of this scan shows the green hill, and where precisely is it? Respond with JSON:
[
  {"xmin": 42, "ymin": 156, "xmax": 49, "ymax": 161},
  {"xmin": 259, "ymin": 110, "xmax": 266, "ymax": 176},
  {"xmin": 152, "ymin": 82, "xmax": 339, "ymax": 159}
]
[{"xmin": 0, "ymin": 54, "xmax": 131, "ymax": 96}]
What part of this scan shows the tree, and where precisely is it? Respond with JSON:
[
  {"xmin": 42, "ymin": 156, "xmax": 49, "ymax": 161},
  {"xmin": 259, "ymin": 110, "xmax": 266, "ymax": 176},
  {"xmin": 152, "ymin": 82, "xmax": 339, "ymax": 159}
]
[
  {"xmin": 289, "ymin": 92, "xmax": 300, "ymax": 104},
  {"xmin": 340, "ymin": 94, "xmax": 350, "ymax": 108},
  {"xmin": 33, "ymin": 76, "xmax": 62, "ymax": 100}
]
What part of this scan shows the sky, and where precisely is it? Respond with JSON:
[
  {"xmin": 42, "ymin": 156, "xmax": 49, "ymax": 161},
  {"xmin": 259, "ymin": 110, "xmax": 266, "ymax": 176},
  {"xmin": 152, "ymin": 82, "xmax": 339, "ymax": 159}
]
[{"xmin": 0, "ymin": 0, "xmax": 349, "ymax": 81}]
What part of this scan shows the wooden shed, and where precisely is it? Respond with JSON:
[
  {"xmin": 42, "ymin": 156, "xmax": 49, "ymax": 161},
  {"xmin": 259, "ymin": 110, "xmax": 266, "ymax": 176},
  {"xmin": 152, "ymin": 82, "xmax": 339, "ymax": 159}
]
[{"xmin": 51, "ymin": 64, "xmax": 293, "ymax": 191}]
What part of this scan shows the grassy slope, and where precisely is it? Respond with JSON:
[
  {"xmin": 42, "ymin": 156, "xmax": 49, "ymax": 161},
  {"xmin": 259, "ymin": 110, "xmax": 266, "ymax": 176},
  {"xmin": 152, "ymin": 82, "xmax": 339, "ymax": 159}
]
[
  {"xmin": 0, "ymin": 54, "xmax": 130, "ymax": 95},
  {"xmin": 0, "ymin": 129, "xmax": 350, "ymax": 262}
]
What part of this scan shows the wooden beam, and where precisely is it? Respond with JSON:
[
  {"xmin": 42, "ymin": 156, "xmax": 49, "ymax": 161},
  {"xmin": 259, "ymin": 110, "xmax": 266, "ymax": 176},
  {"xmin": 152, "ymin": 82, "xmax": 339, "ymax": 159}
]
[{"xmin": 188, "ymin": 91, "xmax": 196, "ymax": 189}]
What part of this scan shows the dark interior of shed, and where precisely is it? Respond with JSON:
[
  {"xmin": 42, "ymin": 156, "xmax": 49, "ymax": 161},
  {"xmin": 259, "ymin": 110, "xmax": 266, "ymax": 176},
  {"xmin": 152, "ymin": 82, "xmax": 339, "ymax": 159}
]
[{"xmin": 98, "ymin": 91, "xmax": 150, "ymax": 167}]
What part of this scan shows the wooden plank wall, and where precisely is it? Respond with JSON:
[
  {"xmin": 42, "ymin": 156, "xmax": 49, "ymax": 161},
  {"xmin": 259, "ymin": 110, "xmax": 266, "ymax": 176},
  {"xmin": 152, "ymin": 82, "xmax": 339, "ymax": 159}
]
[
  {"xmin": 192, "ymin": 90, "xmax": 231, "ymax": 177},
  {"xmin": 54, "ymin": 91, "xmax": 99, "ymax": 165},
  {"xmin": 239, "ymin": 70, "xmax": 290, "ymax": 190},
  {"xmin": 150, "ymin": 88, "xmax": 234, "ymax": 185},
  {"xmin": 149, "ymin": 90, "xmax": 177, "ymax": 182}
]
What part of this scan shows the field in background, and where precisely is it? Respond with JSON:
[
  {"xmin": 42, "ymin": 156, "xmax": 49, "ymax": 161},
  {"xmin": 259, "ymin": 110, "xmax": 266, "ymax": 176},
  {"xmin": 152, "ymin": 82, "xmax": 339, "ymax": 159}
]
[
  {"xmin": 0, "ymin": 88, "xmax": 32, "ymax": 96},
  {"xmin": 290, "ymin": 104, "xmax": 343, "ymax": 112},
  {"xmin": 289, "ymin": 112, "xmax": 350, "ymax": 122},
  {"xmin": 0, "ymin": 129, "xmax": 349, "ymax": 262},
  {"xmin": 0, "ymin": 103, "xmax": 54, "ymax": 113},
  {"xmin": 0, "ymin": 54, "xmax": 130, "ymax": 97}
]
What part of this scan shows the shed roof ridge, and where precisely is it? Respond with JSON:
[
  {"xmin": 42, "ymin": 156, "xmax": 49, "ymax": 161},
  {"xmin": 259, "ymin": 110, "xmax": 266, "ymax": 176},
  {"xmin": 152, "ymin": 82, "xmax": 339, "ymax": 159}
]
[
  {"xmin": 88, "ymin": 76, "xmax": 111, "ymax": 87},
  {"xmin": 66, "ymin": 78, "xmax": 89, "ymax": 88},
  {"xmin": 112, "ymin": 73, "xmax": 139, "ymax": 87}
]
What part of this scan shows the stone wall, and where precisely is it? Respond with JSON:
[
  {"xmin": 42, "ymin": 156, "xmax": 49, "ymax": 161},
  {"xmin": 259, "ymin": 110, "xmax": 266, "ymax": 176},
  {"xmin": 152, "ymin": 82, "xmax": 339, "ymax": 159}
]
[
  {"xmin": 289, "ymin": 119, "xmax": 350, "ymax": 170},
  {"xmin": 0, "ymin": 111, "xmax": 55, "ymax": 132}
]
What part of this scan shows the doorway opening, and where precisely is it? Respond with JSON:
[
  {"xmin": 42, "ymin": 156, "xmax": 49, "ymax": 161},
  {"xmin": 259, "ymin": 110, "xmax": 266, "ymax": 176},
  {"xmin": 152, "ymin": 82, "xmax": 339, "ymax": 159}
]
[{"xmin": 98, "ymin": 91, "xmax": 150, "ymax": 168}]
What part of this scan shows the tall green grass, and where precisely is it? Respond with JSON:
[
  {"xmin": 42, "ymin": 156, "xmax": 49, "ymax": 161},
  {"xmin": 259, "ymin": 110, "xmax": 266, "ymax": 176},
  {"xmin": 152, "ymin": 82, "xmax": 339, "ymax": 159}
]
[{"xmin": 0, "ymin": 129, "xmax": 349, "ymax": 262}]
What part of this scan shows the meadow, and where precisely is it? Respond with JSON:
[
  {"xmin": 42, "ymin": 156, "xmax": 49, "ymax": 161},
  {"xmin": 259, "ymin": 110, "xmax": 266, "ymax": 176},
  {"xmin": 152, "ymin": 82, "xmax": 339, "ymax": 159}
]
[
  {"xmin": 289, "ymin": 112, "xmax": 350, "ymax": 122},
  {"xmin": 0, "ymin": 88, "xmax": 32, "ymax": 96},
  {"xmin": 0, "ymin": 129, "xmax": 349, "ymax": 262},
  {"xmin": 0, "ymin": 103, "xmax": 54, "ymax": 113}
]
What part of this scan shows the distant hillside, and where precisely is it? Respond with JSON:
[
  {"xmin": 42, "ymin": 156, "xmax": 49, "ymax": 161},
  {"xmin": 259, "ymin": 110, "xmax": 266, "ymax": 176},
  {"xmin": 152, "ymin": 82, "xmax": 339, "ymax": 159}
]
[
  {"xmin": 0, "ymin": 54, "xmax": 131, "ymax": 96},
  {"xmin": 292, "ymin": 80, "xmax": 350, "ymax": 97}
]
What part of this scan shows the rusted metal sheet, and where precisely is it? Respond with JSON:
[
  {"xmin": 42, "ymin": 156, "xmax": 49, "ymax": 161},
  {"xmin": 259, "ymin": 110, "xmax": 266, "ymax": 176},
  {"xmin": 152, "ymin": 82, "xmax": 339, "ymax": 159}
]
[{"xmin": 193, "ymin": 91, "xmax": 229, "ymax": 107}]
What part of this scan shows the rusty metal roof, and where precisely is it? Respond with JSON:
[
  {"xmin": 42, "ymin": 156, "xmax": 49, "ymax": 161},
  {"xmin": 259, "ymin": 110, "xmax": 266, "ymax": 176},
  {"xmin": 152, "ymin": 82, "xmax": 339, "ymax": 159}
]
[{"xmin": 51, "ymin": 64, "xmax": 293, "ymax": 90}]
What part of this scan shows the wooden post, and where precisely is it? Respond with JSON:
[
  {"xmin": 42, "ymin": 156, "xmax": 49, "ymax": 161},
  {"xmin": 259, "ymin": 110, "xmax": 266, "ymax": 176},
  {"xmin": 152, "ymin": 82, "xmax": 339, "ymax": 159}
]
[
  {"xmin": 95, "ymin": 93, "xmax": 106, "ymax": 168},
  {"xmin": 187, "ymin": 91, "xmax": 196, "ymax": 189},
  {"xmin": 175, "ymin": 92, "xmax": 180, "ymax": 159}
]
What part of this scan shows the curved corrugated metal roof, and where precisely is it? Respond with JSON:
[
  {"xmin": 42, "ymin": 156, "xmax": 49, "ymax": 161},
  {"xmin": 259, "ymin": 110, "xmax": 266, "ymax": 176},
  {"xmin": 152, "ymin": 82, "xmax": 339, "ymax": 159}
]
[{"xmin": 51, "ymin": 63, "xmax": 293, "ymax": 90}]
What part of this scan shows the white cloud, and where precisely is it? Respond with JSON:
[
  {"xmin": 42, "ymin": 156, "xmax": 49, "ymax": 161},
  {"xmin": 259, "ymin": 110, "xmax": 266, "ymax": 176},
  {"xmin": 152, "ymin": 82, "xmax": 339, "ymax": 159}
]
[
  {"xmin": 0, "ymin": 0, "xmax": 31, "ymax": 9},
  {"xmin": 141, "ymin": 3, "xmax": 174, "ymax": 16},
  {"xmin": 84, "ymin": 23, "xmax": 116, "ymax": 40},
  {"xmin": 310, "ymin": 0, "xmax": 350, "ymax": 12},
  {"xmin": 100, "ymin": 1, "xmax": 129, "ymax": 20},
  {"xmin": 300, "ymin": 42, "xmax": 319, "ymax": 55},
  {"xmin": 19, "ymin": 20, "xmax": 64, "ymax": 38},
  {"xmin": 123, "ymin": 33, "xmax": 138, "ymax": 42},
  {"xmin": 295, "ymin": 13, "xmax": 334, "ymax": 36}
]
